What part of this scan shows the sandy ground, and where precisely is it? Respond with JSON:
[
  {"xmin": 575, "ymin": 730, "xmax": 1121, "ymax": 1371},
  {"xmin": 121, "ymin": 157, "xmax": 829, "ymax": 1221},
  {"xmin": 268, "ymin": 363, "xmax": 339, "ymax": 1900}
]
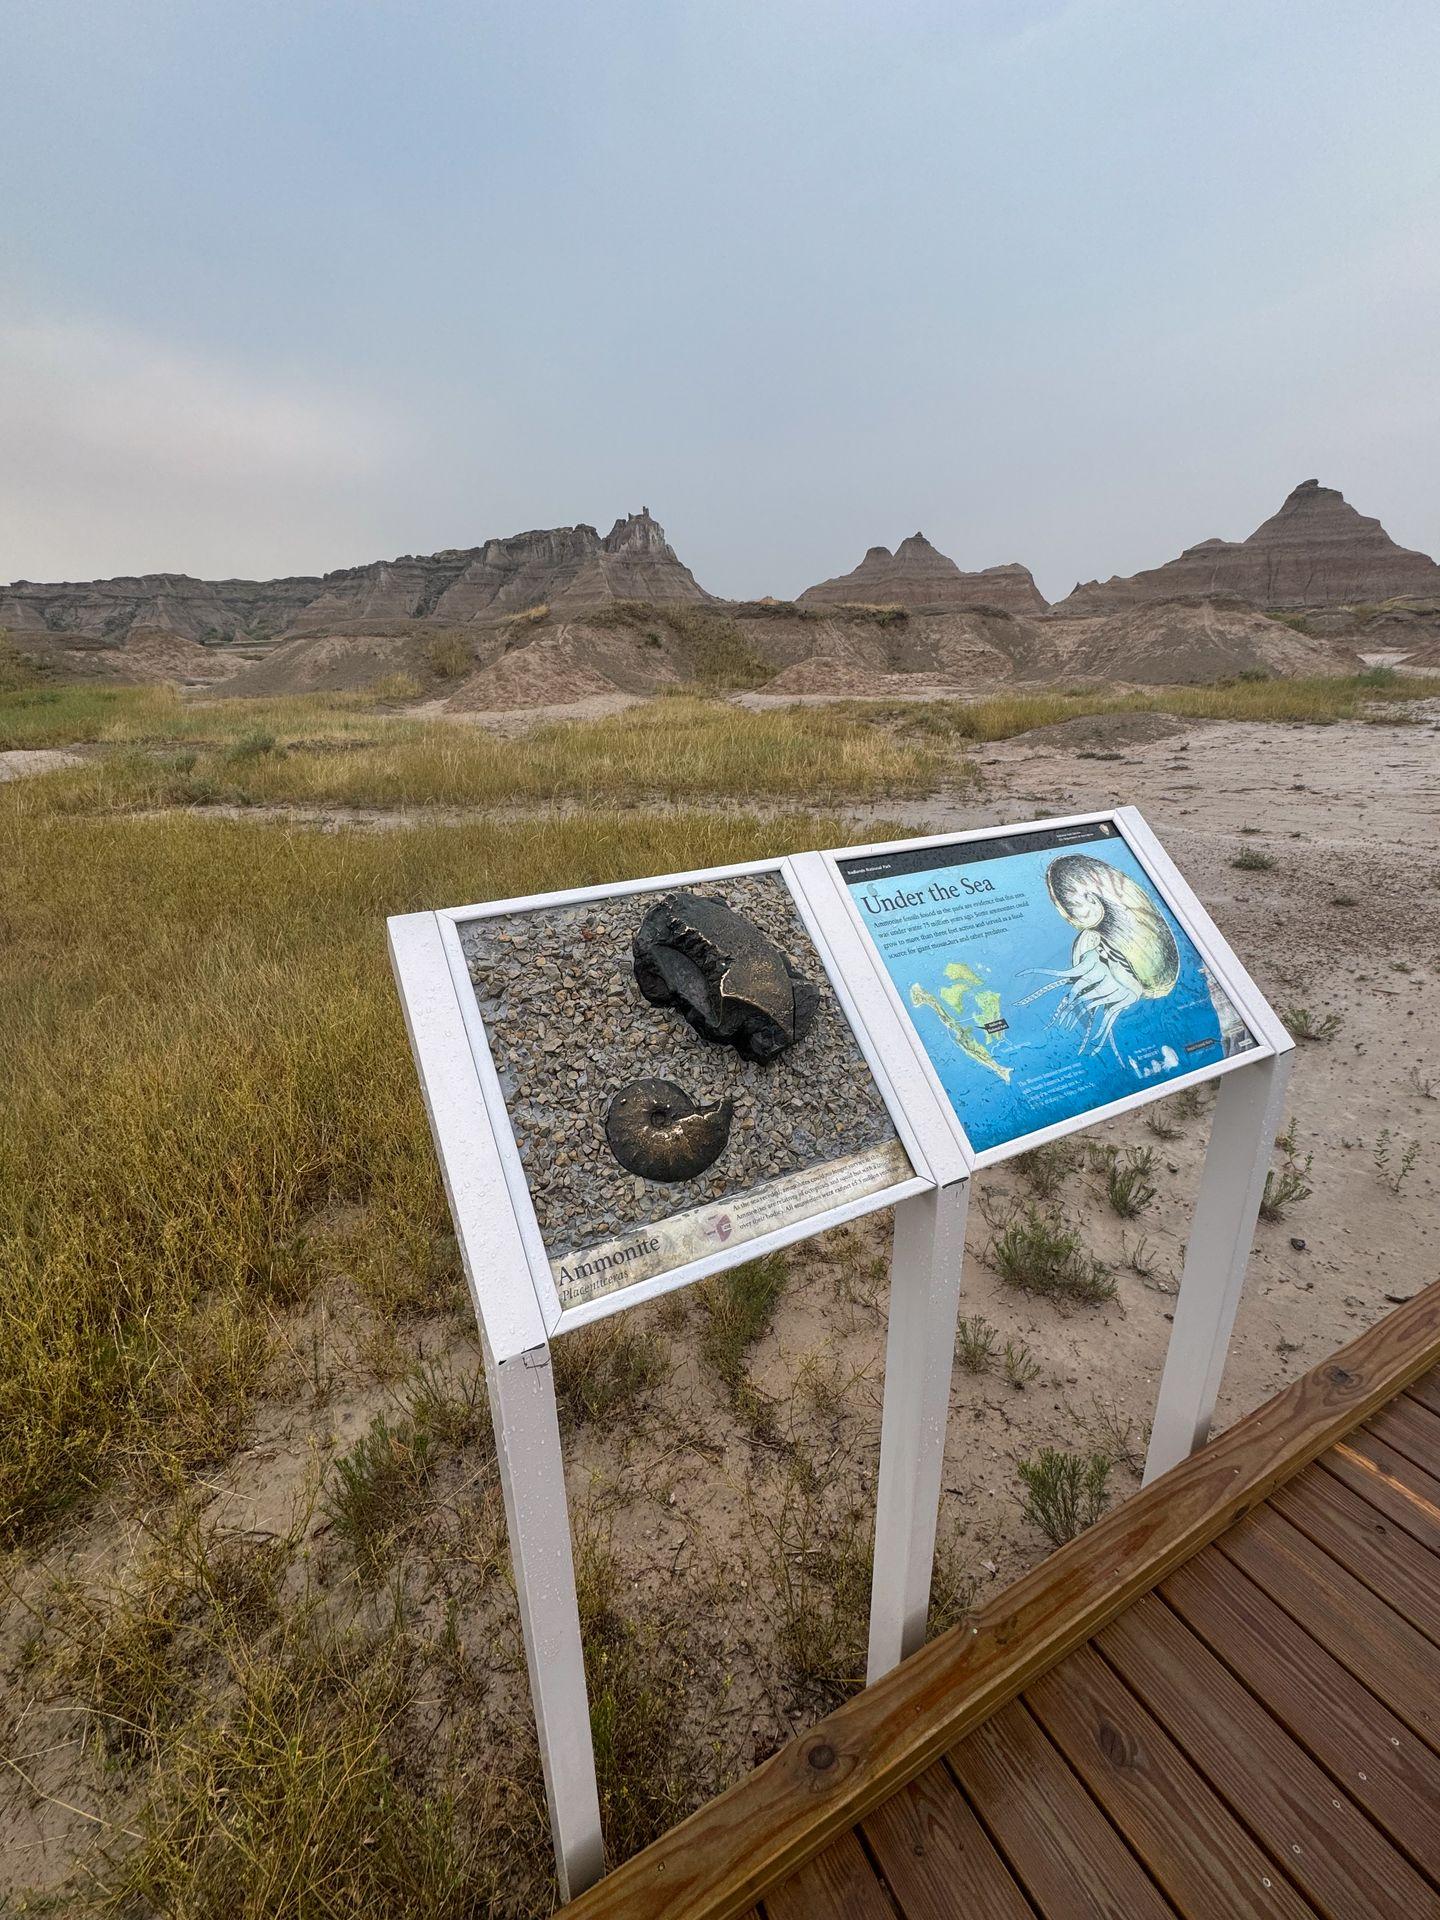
[
  {"xmin": 0, "ymin": 749, "xmax": 86, "ymax": 782},
  {"xmin": 3, "ymin": 702, "xmax": 1439, "ymax": 1904}
]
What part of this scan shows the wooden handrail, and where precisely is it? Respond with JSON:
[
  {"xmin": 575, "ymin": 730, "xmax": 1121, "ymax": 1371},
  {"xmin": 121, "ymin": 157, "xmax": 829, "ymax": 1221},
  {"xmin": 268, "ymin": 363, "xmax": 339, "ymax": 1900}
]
[{"xmin": 559, "ymin": 1278, "xmax": 1440, "ymax": 1919}]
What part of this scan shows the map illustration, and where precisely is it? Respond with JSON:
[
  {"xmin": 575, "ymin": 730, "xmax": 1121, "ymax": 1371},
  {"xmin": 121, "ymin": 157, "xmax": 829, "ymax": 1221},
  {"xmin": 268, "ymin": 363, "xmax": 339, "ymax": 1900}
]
[{"xmin": 909, "ymin": 963, "xmax": 1011, "ymax": 1082}]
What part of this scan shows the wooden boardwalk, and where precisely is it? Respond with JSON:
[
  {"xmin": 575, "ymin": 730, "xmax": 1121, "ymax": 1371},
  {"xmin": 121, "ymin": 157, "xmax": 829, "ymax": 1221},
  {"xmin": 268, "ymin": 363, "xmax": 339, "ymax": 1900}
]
[{"xmin": 561, "ymin": 1284, "xmax": 1440, "ymax": 1920}]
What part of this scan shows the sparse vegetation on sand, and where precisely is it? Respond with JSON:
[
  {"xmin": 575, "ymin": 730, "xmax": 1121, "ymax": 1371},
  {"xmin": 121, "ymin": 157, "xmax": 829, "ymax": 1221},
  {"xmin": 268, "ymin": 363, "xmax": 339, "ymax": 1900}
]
[
  {"xmin": 827, "ymin": 670, "xmax": 1440, "ymax": 740},
  {"xmin": 0, "ymin": 790, "xmax": 897, "ymax": 1909},
  {"xmin": 6, "ymin": 670, "xmax": 1438, "ymax": 816}
]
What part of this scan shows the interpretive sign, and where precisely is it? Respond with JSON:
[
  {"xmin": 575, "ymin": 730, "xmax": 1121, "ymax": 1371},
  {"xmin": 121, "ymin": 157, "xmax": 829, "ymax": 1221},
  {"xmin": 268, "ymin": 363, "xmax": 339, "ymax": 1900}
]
[
  {"xmin": 834, "ymin": 814, "xmax": 1262, "ymax": 1158},
  {"xmin": 389, "ymin": 806, "xmax": 1291, "ymax": 1900},
  {"xmin": 440, "ymin": 862, "xmax": 923, "ymax": 1324}
]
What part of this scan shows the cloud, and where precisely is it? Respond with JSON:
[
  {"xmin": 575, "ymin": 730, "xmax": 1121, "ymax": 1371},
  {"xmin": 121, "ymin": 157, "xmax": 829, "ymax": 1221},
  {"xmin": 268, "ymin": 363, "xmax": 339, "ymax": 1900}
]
[{"xmin": 0, "ymin": 317, "xmax": 407, "ymax": 580}]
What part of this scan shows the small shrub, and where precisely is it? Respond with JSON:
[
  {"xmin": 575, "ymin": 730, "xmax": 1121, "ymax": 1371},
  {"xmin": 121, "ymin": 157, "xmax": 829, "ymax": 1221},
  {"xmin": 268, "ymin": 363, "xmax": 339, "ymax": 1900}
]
[
  {"xmin": 323, "ymin": 1415, "xmax": 434, "ymax": 1579},
  {"xmin": 1106, "ymin": 1145, "xmax": 1157, "ymax": 1219},
  {"xmin": 956, "ymin": 1314, "xmax": 998, "ymax": 1373},
  {"xmin": 575, "ymin": 1528, "xmax": 704, "ymax": 1861},
  {"xmin": 1144, "ymin": 1104, "xmax": 1182, "ymax": 1141},
  {"xmin": 401, "ymin": 1360, "xmax": 492, "ymax": 1452},
  {"xmin": 225, "ymin": 727, "xmax": 278, "ymax": 763},
  {"xmin": 426, "ymin": 635, "xmax": 473, "ymax": 679},
  {"xmin": 699, "ymin": 1253, "xmax": 787, "ymax": 1393},
  {"xmin": 991, "ymin": 1208, "xmax": 1115, "ymax": 1305},
  {"xmin": 1283, "ymin": 1005, "xmax": 1343, "ymax": 1042},
  {"xmin": 1088, "ymin": 1395, "xmax": 1147, "ymax": 1474},
  {"xmin": 1408, "ymin": 1065, "xmax": 1437, "ymax": 1100},
  {"xmin": 43, "ymin": 1573, "xmax": 186, "ymax": 1760},
  {"xmin": 1018, "ymin": 1448, "xmax": 1112, "ymax": 1545},
  {"xmin": 368, "ymin": 671, "xmax": 423, "ymax": 702},
  {"xmin": 552, "ymin": 1318, "xmax": 668, "ymax": 1426},
  {"xmin": 1374, "ymin": 1129, "xmax": 1420, "ymax": 1197},
  {"xmin": 1123, "ymin": 1233, "xmax": 1157, "ymax": 1278},
  {"xmin": 1016, "ymin": 1139, "xmax": 1079, "ymax": 1201},
  {"xmin": 1260, "ymin": 1153, "xmax": 1313, "ymax": 1223},
  {"xmin": 1002, "ymin": 1340, "xmax": 1041, "ymax": 1389},
  {"xmin": 504, "ymin": 601, "xmax": 549, "ymax": 627},
  {"xmin": 764, "ymin": 1452, "xmax": 873, "ymax": 1710},
  {"xmin": 1231, "ymin": 847, "xmax": 1276, "ymax": 872}
]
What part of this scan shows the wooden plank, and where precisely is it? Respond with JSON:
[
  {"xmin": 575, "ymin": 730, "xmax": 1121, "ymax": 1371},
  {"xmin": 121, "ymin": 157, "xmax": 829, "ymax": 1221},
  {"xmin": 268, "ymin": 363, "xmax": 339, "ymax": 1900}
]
[
  {"xmin": 761, "ymin": 1829, "xmax": 893, "ymax": 1920},
  {"xmin": 1407, "ymin": 1365, "xmax": 1440, "ymax": 1420},
  {"xmin": 1324, "ymin": 1437, "xmax": 1440, "ymax": 1554},
  {"xmin": 1026, "ymin": 1642, "xmax": 1313, "ymax": 1918},
  {"xmin": 1367, "ymin": 1396, "xmax": 1440, "ymax": 1477},
  {"xmin": 859, "ymin": 1765, "xmax": 1033, "ymax": 1920},
  {"xmin": 1402, "ymin": 1390, "xmax": 1440, "ymax": 1446},
  {"xmin": 1164, "ymin": 1551, "xmax": 1440, "ymax": 1884},
  {"xmin": 949, "ymin": 1700, "xmax": 1174, "ymax": 1919},
  {"xmin": 1271, "ymin": 1469, "xmax": 1440, "ymax": 1645},
  {"xmin": 556, "ymin": 1282, "xmax": 1440, "ymax": 1919},
  {"xmin": 1217, "ymin": 1507, "xmax": 1440, "ymax": 1753},
  {"xmin": 1098, "ymin": 1593, "xmax": 1439, "ymax": 1918}
]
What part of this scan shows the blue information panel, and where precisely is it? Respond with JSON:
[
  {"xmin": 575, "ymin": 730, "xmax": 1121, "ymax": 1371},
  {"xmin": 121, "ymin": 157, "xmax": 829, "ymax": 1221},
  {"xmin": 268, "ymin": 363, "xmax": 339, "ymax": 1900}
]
[{"xmin": 838, "ymin": 822, "xmax": 1257, "ymax": 1154}]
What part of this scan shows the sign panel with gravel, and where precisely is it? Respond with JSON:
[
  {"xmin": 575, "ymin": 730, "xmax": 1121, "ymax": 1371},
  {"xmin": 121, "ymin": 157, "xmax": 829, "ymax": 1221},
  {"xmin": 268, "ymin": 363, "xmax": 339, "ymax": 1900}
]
[{"xmin": 429, "ymin": 858, "xmax": 938, "ymax": 1331}]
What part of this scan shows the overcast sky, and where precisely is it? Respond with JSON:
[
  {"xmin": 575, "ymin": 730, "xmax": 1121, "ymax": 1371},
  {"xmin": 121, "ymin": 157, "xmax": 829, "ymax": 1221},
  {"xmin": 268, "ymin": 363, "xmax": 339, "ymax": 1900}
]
[{"xmin": 4, "ymin": 0, "xmax": 1438, "ymax": 601}]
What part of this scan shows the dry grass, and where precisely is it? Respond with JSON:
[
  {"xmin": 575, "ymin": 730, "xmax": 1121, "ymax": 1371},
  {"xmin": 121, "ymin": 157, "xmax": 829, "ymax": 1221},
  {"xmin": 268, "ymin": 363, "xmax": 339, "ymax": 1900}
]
[
  {"xmin": 828, "ymin": 669, "xmax": 1440, "ymax": 741},
  {"xmin": 990, "ymin": 1208, "xmax": 1117, "ymax": 1305},
  {"xmin": 8, "ymin": 671, "xmax": 1435, "ymax": 815},
  {"xmin": 6, "ymin": 690, "xmax": 963, "ymax": 808},
  {"xmin": 0, "ymin": 799, "xmax": 852, "ymax": 1547}
]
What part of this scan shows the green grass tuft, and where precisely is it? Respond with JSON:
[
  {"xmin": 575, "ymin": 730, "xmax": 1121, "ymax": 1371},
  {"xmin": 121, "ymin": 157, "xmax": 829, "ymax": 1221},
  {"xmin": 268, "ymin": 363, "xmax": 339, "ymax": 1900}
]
[
  {"xmin": 1018, "ymin": 1447, "xmax": 1112, "ymax": 1545},
  {"xmin": 991, "ymin": 1208, "xmax": 1116, "ymax": 1305}
]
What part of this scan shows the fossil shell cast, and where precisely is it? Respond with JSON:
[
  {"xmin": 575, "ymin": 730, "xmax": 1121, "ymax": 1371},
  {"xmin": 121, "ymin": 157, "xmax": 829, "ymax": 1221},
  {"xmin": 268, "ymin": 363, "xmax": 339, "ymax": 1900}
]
[
  {"xmin": 604, "ymin": 1078, "xmax": 735, "ymax": 1182},
  {"xmin": 632, "ymin": 891, "xmax": 819, "ymax": 1063}
]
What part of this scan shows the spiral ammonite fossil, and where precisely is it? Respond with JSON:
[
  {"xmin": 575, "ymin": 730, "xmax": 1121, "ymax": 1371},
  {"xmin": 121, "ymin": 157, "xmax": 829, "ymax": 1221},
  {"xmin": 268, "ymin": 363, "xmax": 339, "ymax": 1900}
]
[{"xmin": 604, "ymin": 1077, "xmax": 735, "ymax": 1182}]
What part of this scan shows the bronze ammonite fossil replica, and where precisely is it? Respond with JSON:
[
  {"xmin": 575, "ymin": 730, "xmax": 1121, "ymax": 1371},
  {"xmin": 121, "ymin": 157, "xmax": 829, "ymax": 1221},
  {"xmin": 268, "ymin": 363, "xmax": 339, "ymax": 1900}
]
[
  {"xmin": 604, "ymin": 1078, "xmax": 735, "ymax": 1182},
  {"xmin": 631, "ymin": 891, "xmax": 818, "ymax": 1063}
]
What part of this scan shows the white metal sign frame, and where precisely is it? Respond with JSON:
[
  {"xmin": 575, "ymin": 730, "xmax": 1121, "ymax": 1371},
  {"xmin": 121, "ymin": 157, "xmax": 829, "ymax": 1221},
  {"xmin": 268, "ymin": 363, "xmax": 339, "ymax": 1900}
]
[{"xmin": 387, "ymin": 806, "xmax": 1292, "ymax": 1900}]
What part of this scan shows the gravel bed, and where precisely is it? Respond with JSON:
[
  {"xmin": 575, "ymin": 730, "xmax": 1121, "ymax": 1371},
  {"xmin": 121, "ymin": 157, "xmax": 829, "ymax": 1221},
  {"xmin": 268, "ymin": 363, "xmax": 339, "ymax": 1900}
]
[{"xmin": 460, "ymin": 873, "xmax": 900, "ymax": 1256}]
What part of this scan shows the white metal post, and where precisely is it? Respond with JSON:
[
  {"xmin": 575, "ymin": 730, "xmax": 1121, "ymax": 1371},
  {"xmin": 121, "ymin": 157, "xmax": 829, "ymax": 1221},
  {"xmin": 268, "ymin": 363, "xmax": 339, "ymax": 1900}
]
[
  {"xmin": 1143, "ymin": 1049, "xmax": 1294, "ymax": 1484},
  {"xmin": 484, "ymin": 1336, "xmax": 606, "ymax": 1901},
  {"xmin": 867, "ymin": 1179, "xmax": 970, "ymax": 1682},
  {"xmin": 387, "ymin": 913, "xmax": 604, "ymax": 1900}
]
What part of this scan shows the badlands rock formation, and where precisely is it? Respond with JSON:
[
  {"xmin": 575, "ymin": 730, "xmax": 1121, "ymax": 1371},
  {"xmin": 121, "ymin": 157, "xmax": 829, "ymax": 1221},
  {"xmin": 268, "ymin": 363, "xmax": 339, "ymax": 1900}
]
[
  {"xmin": 1, "ymin": 509, "xmax": 706, "ymax": 645},
  {"xmin": 1057, "ymin": 480, "xmax": 1440, "ymax": 614},
  {"xmin": 799, "ymin": 533, "xmax": 1048, "ymax": 615},
  {"xmin": 0, "ymin": 572, "xmax": 319, "ymax": 645}
]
